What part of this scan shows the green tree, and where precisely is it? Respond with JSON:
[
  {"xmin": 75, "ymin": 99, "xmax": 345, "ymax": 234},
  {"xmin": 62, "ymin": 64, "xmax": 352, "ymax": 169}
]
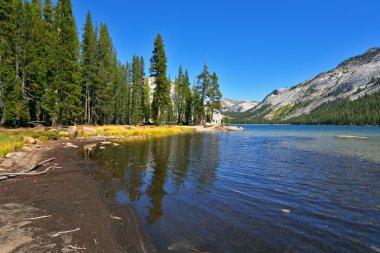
[
  {"xmin": 143, "ymin": 78, "xmax": 151, "ymax": 123},
  {"xmin": 131, "ymin": 55, "xmax": 141, "ymax": 125},
  {"xmin": 0, "ymin": 0, "xmax": 30, "ymax": 126},
  {"xmin": 49, "ymin": 0, "xmax": 81, "ymax": 126},
  {"xmin": 196, "ymin": 64, "xmax": 211, "ymax": 125},
  {"xmin": 81, "ymin": 11, "xmax": 97, "ymax": 124},
  {"xmin": 184, "ymin": 70, "xmax": 192, "ymax": 125},
  {"xmin": 150, "ymin": 34, "xmax": 171, "ymax": 125},
  {"xmin": 95, "ymin": 23, "xmax": 113, "ymax": 124},
  {"xmin": 207, "ymin": 72, "xmax": 222, "ymax": 122}
]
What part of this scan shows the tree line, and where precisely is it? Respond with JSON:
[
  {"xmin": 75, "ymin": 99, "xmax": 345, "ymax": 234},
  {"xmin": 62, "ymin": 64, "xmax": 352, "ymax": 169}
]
[{"xmin": 0, "ymin": 0, "xmax": 222, "ymax": 127}]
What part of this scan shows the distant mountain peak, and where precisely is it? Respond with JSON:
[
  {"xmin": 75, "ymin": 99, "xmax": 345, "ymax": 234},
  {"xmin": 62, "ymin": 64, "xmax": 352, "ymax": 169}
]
[
  {"xmin": 230, "ymin": 47, "xmax": 380, "ymax": 121},
  {"xmin": 221, "ymin": 99, "xmax": 259, "ymax": 113}
]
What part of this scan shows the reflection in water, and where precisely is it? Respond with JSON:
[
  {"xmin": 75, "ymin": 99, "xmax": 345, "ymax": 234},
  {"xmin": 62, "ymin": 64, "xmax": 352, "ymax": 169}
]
[
  {"xmin": 83, "ymin": 126, "xmax": 380, "ymax": 253},
  {"xmin": 88, "ymin": 133, "xmax": 220, "ymax": 224}
]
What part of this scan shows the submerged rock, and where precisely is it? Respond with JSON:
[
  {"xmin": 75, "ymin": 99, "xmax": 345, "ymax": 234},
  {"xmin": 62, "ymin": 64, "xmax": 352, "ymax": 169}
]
[
  {"xmin": 337, "ymin": 135, "xmax": 368, "ymax": 139},
  {"xmin": 225, "ymin": 126, "xmax": 244, "ymax": 131}
]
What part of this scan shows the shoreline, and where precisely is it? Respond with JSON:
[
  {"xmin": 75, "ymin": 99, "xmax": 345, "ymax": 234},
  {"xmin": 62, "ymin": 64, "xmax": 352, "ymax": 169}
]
[
  {"xmin": 0, "ymin": 138, "xmax": 157, "ymax": 252},
  {"xmin": 0, "ymin": 125, "xmax": 243, "ymax": 252}
]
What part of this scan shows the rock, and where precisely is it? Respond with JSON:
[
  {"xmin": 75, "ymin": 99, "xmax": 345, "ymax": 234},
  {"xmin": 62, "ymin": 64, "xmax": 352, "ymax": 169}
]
[
  {"xmin": 83, "ymin": 143, "xmax": 97, "ymax": 150},
  {"xmin": 82, "ymin": 126, "xmax": 97, "ymax": 136},
  {"xmin": 112, "ymin": 143, "xmax": 120, "ymax": 147},
  {"xmin": 67, "ymin": 126, "xmax": 78, "ymax": 138},
  {"xmin": 337, "ymin": 135, "xmax": 368, "ymax": 139},
  {"xmin": 23, "ymin": 136, "xmax": 36, "ymax": 144},
  {"xmin": 281, "ymin": 209, "xmax": 290, "ymax": 213},
  {"xmin": 99, "ymin": 146, "xmax": 106, "ymax": 150},
  {"xmin": 5, "ymin": 152, "xmax": 24, "ymax": 159},
  {"xmin": 66, "ymin": 143, "xmax": 78, "ymax": 148},
  {"xmin": 21, "ymin": 147, "xmax": 32, "ymax": 152},
  {"xmin": 59, "ymin": 131, "xmax": 69, "ymax": 136},
  {"xmin": 225, "ymin": 126, "xmax": 244, "ymax": 131},
  {"xmin": 204, "ymin": 122, "xmax": 212, "ymax": 127},
  {"xmin": 100, "ymin": 141, "xmax": 112, "ymax": 145}
]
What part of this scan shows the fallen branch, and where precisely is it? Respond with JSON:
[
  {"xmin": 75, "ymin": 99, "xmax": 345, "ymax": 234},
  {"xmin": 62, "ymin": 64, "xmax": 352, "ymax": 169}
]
[
  {"xmin": 25, "ymin": 215, "xmax": 52, "ymax": 221},
  {"xmin": 110, "ymin": 214, "xmax": 123, "ymax": 220},
  {"xmin": 0, "ymin": 157, "xmax": 56, "ymax": 181},
  {"xmin": 52, "ymin": 227, "xmax": 80, "ymax": 237},
  {"xmin": 27, "ymin": 157, "xmax": 56, "ymax": 173},
  {"xmin": 0, "ymin": 166, "xmax": 61, "ymax": 177},
  {"xmin": 67, "ymin": 244, "xmax": 86, "ymax": 250}
]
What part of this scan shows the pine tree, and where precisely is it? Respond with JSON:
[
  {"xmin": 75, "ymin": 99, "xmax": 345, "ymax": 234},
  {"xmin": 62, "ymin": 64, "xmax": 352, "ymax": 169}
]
[
  {"xmin": 150, "ymin": 34, "xmax": 171, "ymax": 125},
  {"xmin": 81, "ymin": 11, "xmax": 97, "ymax": 124},
  {"xmin": 207, "ymin": 72, "xmax": 222, "ymax": 122},
  {"xmin": 139, "ymin": 56, "xmax": 146, "ymax": 122},
  {"xmin": 95, "ymin": 23, "xmax": 113, "ymax": 124},
  {"xmin": 0, "ymin": 0, "xmax": 30, "ymax": 126},
  {"xmin": 196, "ymin": 64, "xmax": 211, "ymax": 125},
  {"xmin": 49, "ymin": 0, "xmax": 81, "ymax": 126},
  {"xmin": 143, "ymin": 78, "xmax": 151, "ymax": 123},
  {"xmin": 183, "ymin": 70, "xmax": 192, "ymax": 125},
  {"xmin": 132, "ymin": 55, "xmax": 141, "ymax": 125}
]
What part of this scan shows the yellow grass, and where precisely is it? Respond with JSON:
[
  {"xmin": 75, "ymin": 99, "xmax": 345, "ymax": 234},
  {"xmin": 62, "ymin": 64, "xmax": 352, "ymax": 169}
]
[
  {"xmin": 94, "ymin": 125, "xmax": 195, "ymax": 137},
  {"xmin": 0, "ymin": 125, "xmax": 194, "ymax": 157},
  {"xmin": 0, "ymin": 128, "xmax": 61, "ymax": 157}
]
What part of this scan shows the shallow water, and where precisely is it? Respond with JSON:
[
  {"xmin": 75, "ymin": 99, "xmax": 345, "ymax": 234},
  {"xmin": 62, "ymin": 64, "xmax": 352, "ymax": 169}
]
[{"xmin": 85, "ymin": 125, "xmax": 380, "ymax": 253}]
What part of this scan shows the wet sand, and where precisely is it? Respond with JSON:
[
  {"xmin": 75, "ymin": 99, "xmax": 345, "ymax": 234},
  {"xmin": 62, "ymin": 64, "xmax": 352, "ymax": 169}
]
[{"xmin": 0, "ymin": 139, "xmax": 156, "ymax": 253}]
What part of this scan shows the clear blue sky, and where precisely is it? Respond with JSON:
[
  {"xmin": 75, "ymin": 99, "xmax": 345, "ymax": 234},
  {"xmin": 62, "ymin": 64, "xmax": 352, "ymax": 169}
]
[{"xmin": 71, "ymin": 0, "xmax": 380, "ymax": 102}]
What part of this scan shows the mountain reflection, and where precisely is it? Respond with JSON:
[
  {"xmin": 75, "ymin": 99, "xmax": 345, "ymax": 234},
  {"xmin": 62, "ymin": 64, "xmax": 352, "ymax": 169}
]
[{"xmin": 87, "ymin": 133, "xmax": 220, "ymax": 223}]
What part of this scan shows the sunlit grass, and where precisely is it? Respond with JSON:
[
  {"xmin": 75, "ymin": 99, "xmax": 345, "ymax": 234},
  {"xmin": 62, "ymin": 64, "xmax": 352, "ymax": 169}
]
[
  {"xmin": 0, "ymin": 126, "xmax": 195, "ymax": 157},
  {"xmin": 0, "ymin": 128, "xmax": 61, "ymax": 157},
  {"xmin": 95, "ymin": 125, "xmax": 195, "ymax": 137}
]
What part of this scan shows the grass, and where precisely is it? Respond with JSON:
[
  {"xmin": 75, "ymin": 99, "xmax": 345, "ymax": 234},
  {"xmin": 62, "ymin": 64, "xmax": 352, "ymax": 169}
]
[
  {"xmin": 94, "ymin": 125, "xmax": 195, "ymax": 137},
  {"xmin": 0, "ymin": 128, "xmax": 61, "ymax": 158},
  {"xmin": 0, "ymin": 125, "xmax": 195, "ymax": 157}
]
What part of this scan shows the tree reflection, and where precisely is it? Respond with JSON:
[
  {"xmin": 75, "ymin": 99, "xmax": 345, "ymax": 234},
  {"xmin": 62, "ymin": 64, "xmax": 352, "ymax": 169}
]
[{"xmin": 89, "ymin": 133, "xmax": 221, "ymax": 224}]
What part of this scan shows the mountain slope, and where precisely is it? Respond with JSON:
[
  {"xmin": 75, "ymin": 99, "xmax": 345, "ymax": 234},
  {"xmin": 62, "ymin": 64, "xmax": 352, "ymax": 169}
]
[
  {"xmin": 221, "ymin": 99, "xmax": 258, "ymax": 113},
  {"xmin": 236, "ymin": 47, "xmax": 380, "ymax": 122}
]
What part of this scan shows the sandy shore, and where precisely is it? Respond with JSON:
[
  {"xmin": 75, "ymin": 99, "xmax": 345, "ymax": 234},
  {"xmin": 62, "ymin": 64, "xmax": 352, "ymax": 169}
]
[{"xmin": 0, "ymin": 139, "xmax": 156, "ymax": 253}]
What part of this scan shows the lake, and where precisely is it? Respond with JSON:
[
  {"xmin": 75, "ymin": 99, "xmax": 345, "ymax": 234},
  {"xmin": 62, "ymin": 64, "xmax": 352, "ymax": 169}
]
[{"xmin": 85, "ymin": 125, "xmax": 380, "ymax": 252}]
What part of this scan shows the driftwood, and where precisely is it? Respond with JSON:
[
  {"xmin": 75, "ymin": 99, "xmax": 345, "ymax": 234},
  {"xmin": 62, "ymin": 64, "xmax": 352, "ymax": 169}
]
[
  {"xmin": 52, "ymin": 227, "xmax": 80, "ymax": 237},
  {"xmin": 0, "ymin": 166, "xmax": 60, "ymax": 177},
  {"xmin": 0, "ymin": 157, "xmax": 56, "ymax": 181},
  {"xmin": 25, "ymin": 215, "xmax": 52, "ymax": 221},
  {"xmin": 67, "ymin": 245, "xmax": 87, "ymax": 250}
]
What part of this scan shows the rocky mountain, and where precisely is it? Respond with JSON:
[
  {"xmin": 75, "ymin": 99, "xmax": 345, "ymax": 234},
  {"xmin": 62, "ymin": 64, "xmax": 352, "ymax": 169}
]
[
  {"xmin": 240, "ymin": 47, "xmax": 380, "ymax": 120},
  {"xmin": 221, "ymin": 99, "xmax": 259, "ymax": 113}
]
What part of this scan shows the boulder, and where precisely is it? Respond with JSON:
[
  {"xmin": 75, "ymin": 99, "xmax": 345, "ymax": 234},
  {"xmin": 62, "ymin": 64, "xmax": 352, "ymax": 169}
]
[
  {"xmin": 23, "ymin": 136, "xmax": 36, "ymax": 144},
  {"xmin": 82, "ymin": 126, "xmax": 97, "ymax": 136},
  {"xmin": 59, "ymin": 131, "xmax": 69, "ymax": 136},
  {"xmin": 67, "ymin": 126, "xmax": 78, "ymax": 138},
  {"xmin": 204, "ymin": 122, "xmax": 212, "ymax": 128},
  {"xmin": 225, "ymin": 126, "xmax": 244, "ymax": 131},
  {"xmin": 21, "ymin": 147, "xmax": 32, "ymax": 152},
  {"xmin": 83, "ymin": 143, "xmax": 97, "ymax": 150}
]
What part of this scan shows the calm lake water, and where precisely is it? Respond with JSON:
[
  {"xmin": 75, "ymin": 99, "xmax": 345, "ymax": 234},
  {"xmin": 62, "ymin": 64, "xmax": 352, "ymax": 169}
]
[{"xmin": 85, "ymin": 125, "xmax": 380, "ymax": 253}]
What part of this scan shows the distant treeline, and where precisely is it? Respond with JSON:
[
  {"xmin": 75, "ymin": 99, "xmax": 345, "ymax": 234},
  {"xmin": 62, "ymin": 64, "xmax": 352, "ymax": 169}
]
[
  {"xmin": 229, "ymin": 91, "xmax": 380, "ymax": 125},
  {"xmin": 0, "ymin": 0, "xmax": 222, "ymax": 127}
]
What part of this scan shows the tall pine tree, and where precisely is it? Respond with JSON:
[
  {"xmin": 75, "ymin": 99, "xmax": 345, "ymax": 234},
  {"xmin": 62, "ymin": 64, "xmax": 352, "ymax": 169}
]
[
  {"xmin": 81, "ymin": 11, "xmax": 97, "ymax": 124},
  {"xmin": 49, "ymin": 0, "xmax": 81, "ymax": 126},
  {"xmin": 150, "ymin": 34, "xmax": 171, "ymax": 125}
]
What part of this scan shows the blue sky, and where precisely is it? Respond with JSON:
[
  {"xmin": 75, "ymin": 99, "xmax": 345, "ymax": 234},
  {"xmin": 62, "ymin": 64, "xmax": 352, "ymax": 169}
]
[{"xmin": 71, "ymin": 0, "xmax": 380, "ymax": 102}]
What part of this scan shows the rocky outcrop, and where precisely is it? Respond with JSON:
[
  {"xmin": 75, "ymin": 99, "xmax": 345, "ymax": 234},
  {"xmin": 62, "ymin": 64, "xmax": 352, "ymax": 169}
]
[{"xmin": 246, "ymin": 47, "xmax": 380, "ymax": 119}]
